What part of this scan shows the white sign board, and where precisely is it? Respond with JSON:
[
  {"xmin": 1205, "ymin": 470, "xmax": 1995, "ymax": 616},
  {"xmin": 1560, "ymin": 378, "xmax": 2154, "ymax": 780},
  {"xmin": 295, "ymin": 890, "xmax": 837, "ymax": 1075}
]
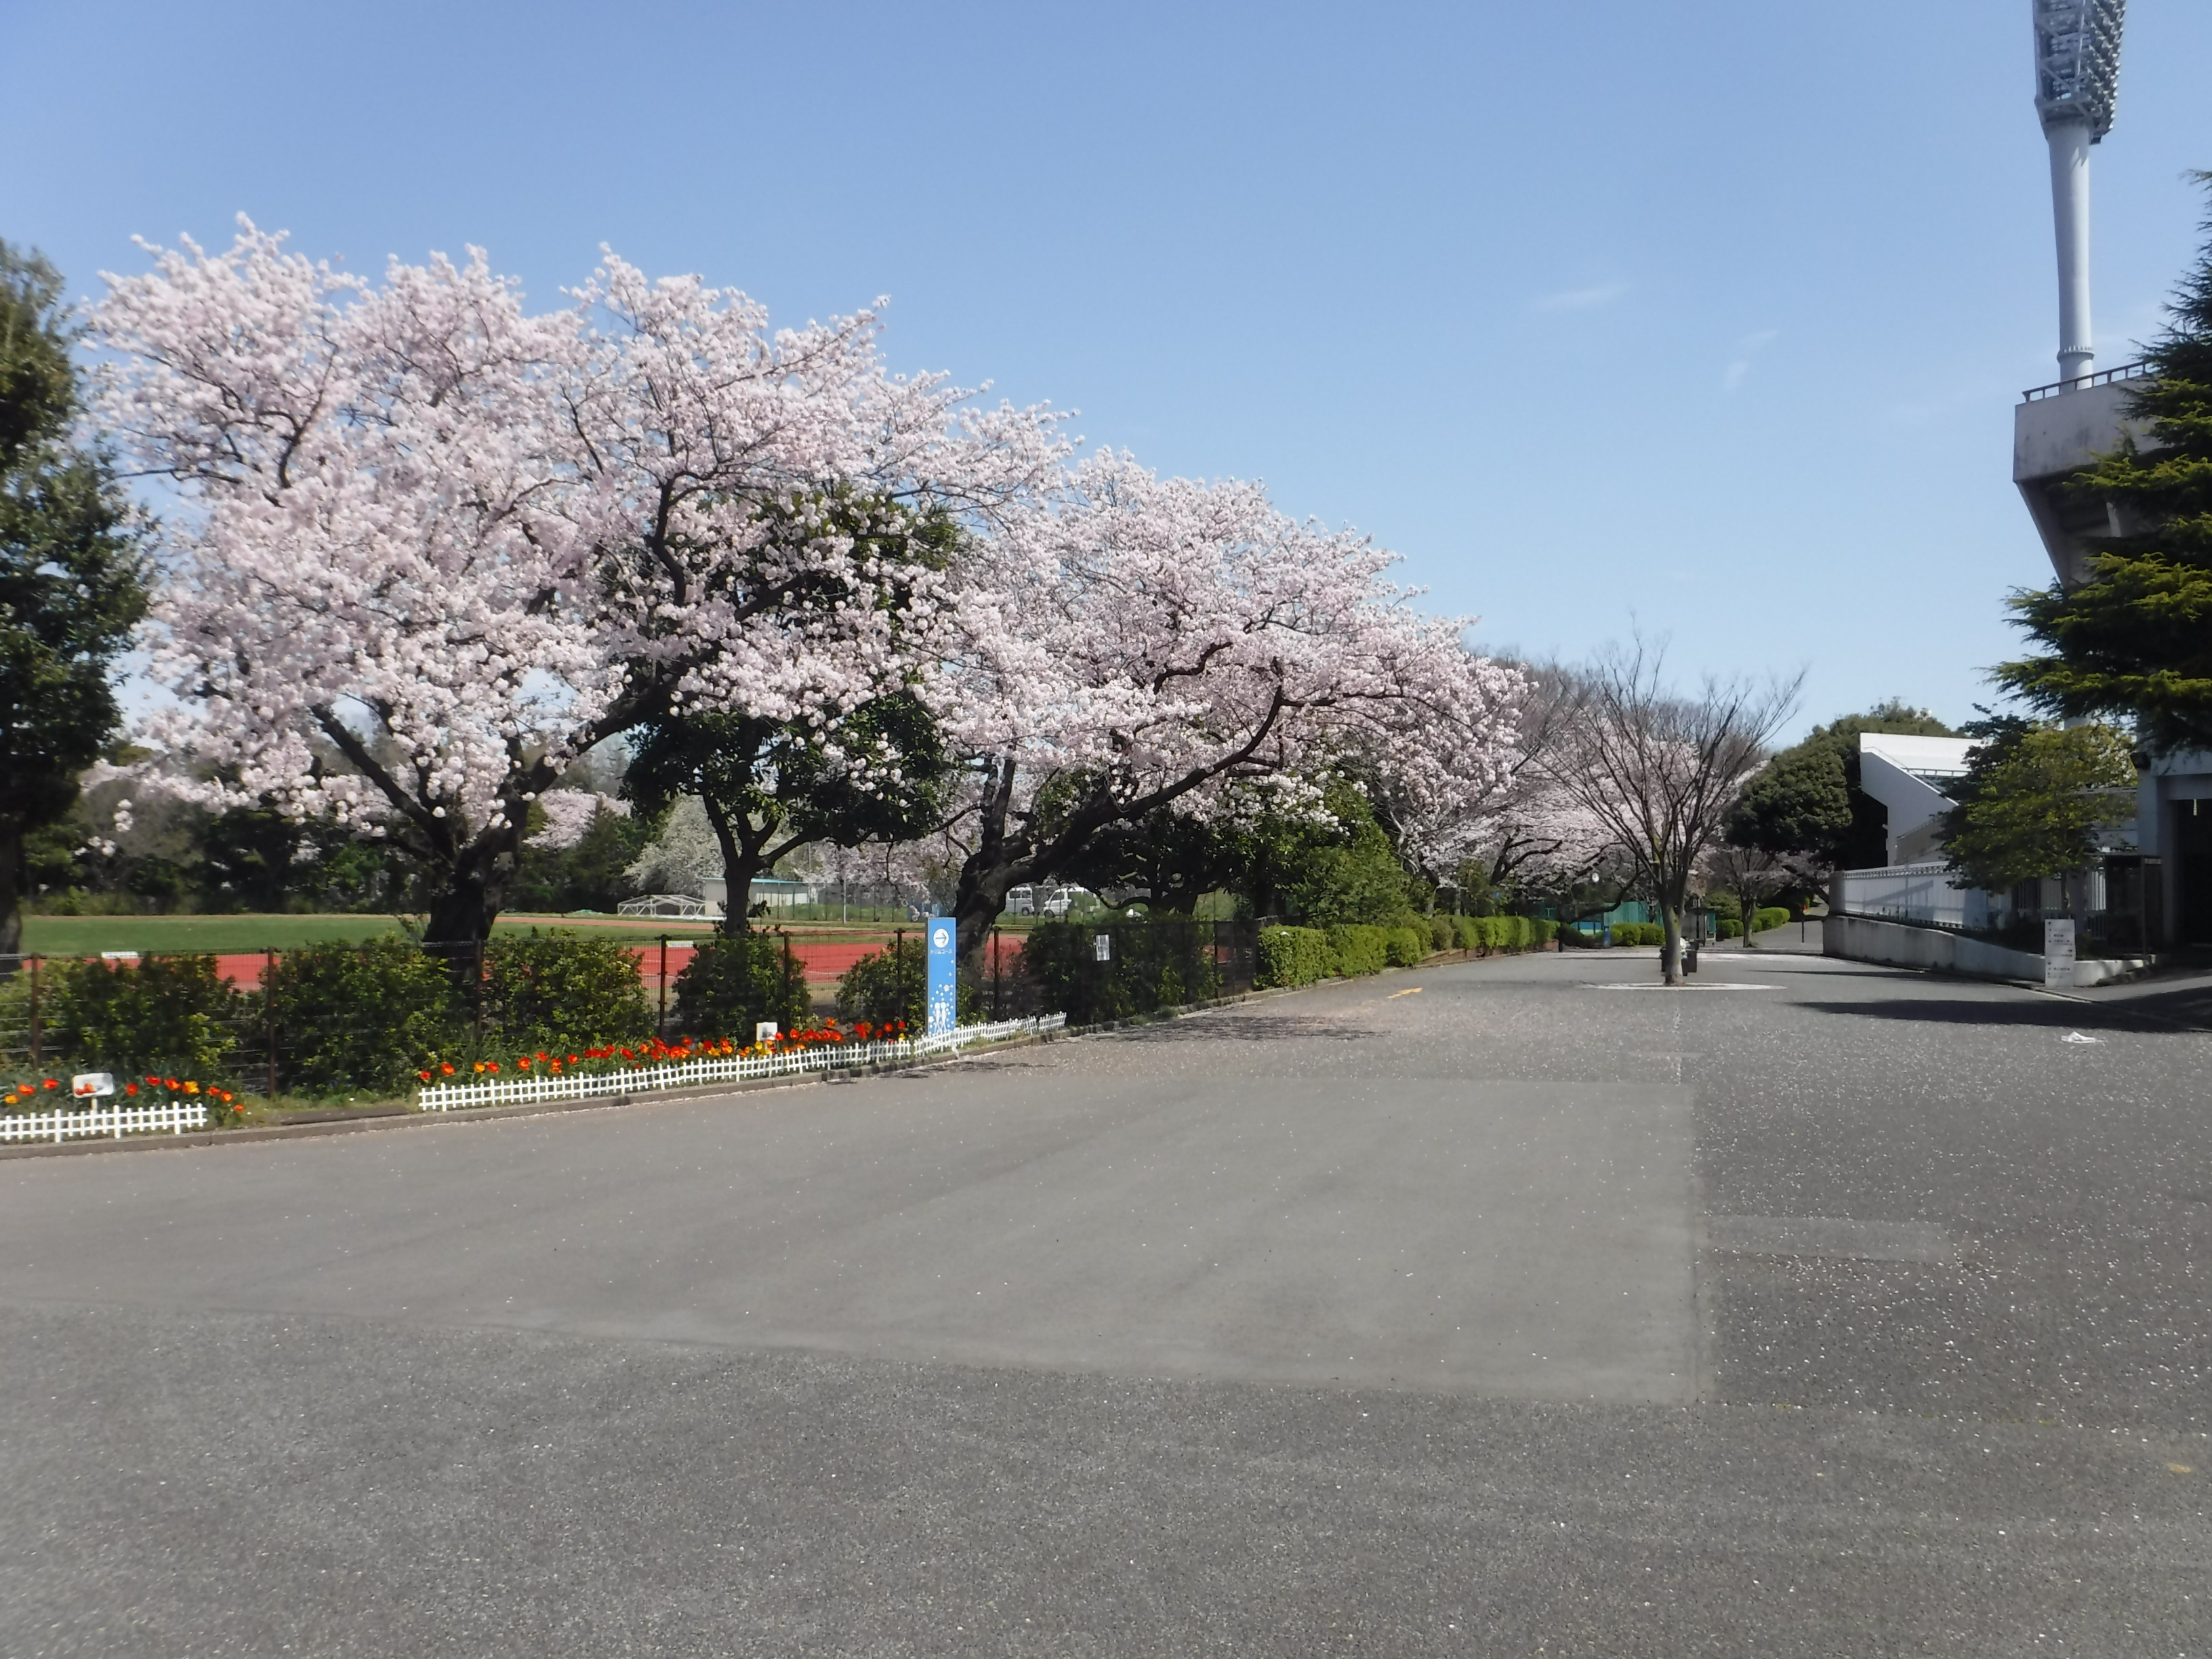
[
  {"xmin": 72, "ymin": 1072, "xmax": 116, "ymax": 1099},
  {"xmin": 754, "ymin": 1021, "xmax": 779, "ymax": 1042},
  {"xmin": 1094, "ymin": 934, "xmax": 1113, "ymax": 962},
  {"xmin": 2043, "ymin": 918, "xmax": 2076, "ymax": 989}
]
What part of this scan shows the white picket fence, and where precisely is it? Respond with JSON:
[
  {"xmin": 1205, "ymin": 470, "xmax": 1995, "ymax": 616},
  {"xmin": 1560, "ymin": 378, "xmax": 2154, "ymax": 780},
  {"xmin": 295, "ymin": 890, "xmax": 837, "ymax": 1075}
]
[
  {"xmin": 414, "ymin": 1013, "xmax": 1067, "ymax": 1113},
  {"xmin": 0, "ymin": 1097, "xmax": 211, "ymax": 1145}
]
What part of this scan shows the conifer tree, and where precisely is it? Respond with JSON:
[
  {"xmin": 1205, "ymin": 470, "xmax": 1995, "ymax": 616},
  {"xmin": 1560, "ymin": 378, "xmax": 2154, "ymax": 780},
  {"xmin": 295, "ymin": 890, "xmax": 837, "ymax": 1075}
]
[
  {"xmin": 0, "ymin": 244, "xmax": 148, "ymax": 966},
  {"xmin": 1999, "ymin": 176, "xmax": 2212, "ymax": 752}
]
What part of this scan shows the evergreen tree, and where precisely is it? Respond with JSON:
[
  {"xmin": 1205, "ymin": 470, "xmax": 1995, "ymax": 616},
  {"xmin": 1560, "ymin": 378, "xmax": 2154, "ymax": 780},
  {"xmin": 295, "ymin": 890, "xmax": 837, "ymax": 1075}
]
[
  {"xmin": 1999, "ymin": 176, "xmax": 2212, "ymax": 753},
  {"xmin": 0, "ymin": 244, "xmax": 149, "ymax": 965},
  {"xmin": 1940, "ymin": 717, "xmax": 2136, "ymax": 905},
  {"xmin": 1726, "ymin": 699, "xmax": 1956, "ymax": 885}
]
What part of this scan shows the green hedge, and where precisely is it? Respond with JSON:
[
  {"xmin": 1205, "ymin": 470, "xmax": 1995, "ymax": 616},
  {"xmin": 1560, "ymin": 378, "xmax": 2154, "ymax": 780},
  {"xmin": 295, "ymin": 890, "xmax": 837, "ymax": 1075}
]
[
  {"xmin": 1450, "ymin": 914, "xmax": 1556, "ymax": 953},
  {"xmin": 42, "ymin": 954, "xmax": 243, "ymax": 1082},
  {"xmin": 1384, "ymin": 925, "xmax": 1427, "ymax": 968},
  {"xmin": 1719, "ymin": 918, "xmax": 1744, "ymax": 939},
  {"xmin": 265, "ymin": 939, "xmax": 454, "ymax": 1095},
  {"xmin": 1325, "ymin": 924, "xmax": 1389, "ymax": 977},
  {"xmin": 671, "ymin": 932, "xmax": 813, "ymax": 1038},
  {"xmin": 1017, "ymin": 918, "xmax": 1221, "ymax": 1023},
  {"xmin": 1257, "ymin": 925, "xmax": 1334, "ymax": 988},
  {"xmin": 484, "ymin": 930, "xmax": 654, "ymax": 1053},
  {"xmin": 1609, "ymin": 922, "xmax": 1666, "ymax": 946},
  {"xmin": 1752, "ymin": 907, "xmax": 1793, "ymax": 933}
]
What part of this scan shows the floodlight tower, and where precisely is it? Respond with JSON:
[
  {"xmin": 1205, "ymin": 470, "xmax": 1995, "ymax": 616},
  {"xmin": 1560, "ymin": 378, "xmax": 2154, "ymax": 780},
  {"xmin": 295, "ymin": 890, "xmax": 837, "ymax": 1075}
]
[{"xmin": 2033, "ymin": 0, "xmax": 2126, "ymax": 384}]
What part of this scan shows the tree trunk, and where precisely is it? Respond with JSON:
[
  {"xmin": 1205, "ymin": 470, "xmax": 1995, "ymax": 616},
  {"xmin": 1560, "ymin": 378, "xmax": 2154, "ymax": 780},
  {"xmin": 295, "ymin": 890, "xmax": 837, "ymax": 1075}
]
[
  {"xmin": 1659, "ymin": 903, "xmax": 1683, "ymax": 985},
  {"xmin": 0, "ymin": 823, "xmax": 22, "ymax": 974},
  {"xmin": 419, "ymin": 819, "xmax": 526, "ymax": 996},
  {"xmin": 950, "ymin": 760, "xmax": 1027, "ymax": 987},
  {"xmin": 701, "ymin": 797, "xmax": 768, "ymax": 939}
]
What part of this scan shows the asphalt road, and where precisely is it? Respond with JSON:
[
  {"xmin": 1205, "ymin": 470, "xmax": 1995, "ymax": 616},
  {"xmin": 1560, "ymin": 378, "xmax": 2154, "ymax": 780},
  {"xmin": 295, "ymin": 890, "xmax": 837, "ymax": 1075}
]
[{"xmin": 1, "ymin": 947, "xmax": 2206, "ymax": 1656}]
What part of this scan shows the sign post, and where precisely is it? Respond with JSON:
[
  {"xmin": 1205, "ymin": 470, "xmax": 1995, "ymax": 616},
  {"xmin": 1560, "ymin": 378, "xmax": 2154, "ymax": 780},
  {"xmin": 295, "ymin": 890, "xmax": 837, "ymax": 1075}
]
[
  {"xmin": 2043, "ymin": 916, "xmax": 2077, "ymax": 989},
  {"xmin": 926, "ymin": 916, "xmax": 958, "ymax": 1038}
]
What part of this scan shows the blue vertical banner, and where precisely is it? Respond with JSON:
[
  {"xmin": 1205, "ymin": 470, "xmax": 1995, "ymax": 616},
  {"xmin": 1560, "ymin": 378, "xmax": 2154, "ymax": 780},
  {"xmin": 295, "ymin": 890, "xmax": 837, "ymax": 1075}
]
[{"xmin": 926, "ymin": 916, "xmax": 958, "ymax": 1037}]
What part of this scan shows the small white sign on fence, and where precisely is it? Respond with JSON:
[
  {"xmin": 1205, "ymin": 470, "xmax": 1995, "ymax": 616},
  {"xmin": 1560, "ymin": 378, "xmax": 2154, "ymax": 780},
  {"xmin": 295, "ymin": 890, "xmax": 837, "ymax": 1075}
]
[
  {"xmin": 2043, "ymin": 917, "xmax": 2076, "ymax": 989},
  {"xmin": 72, "ymin": 1072, "xmax": 116, "ymax": 1099},
  {"xmin": 1094, "ymin": 934, "xmax": 1112, "ymax": 962},
  {"xmin": 755, "ymin": 1021, "xmax": 779, "ymax": 1042}
]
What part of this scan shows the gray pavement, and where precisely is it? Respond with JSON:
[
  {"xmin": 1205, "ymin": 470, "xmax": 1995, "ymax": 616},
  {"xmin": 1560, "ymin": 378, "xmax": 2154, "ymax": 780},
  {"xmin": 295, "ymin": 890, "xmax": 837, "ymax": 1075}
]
[{"xmin": 1, "ymin": 949, "xmax": 2206, "ymax": 1656}]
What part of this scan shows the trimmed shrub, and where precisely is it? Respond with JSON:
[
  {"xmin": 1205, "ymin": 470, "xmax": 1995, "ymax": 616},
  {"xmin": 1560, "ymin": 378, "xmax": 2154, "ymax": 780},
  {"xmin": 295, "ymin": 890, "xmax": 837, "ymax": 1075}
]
[
  {"xmin": 45, "ymin": 954, "xmax": 243, "ymax": 1082},
  {"xmin": 1426, "ymin": 915, "xmax": 1454, "ymax": 951},
  {"xmin": 836, "ymin": 937, "xmax": 925, "ymax": 1028},
  {"xmin": 483, "ymin": 931, "xmax": 654, "ymax": 1052},
  {"xmin": 1325, "ymin": 923, "xmax": 1389, "ymax": 977},
  {"xmin": 1019, "ymin": 918, "xmax": 1221, "ymax": 1023},
  {"xmin": 1719, "ymin": 918, "xmax": 1744, "ymax": 939},
  {"xmin": 264, "ymin": 940, "xmax": 457, "ymax": 1096},
  {"xmin": 1609, "ymin": 922, "xmax": 1666, "ymax": 947},
  {"xmin": 1752, "ymin": 907, "xmax": 1793, "ymax": 933},
  {"xmin": 1384, "ymin": 925, "xmax": 1427, "ymax": 968},
  {"xmin": 1531, "ymin": 918, "xmax": 1559, "ymax": 947},
  {"xmin": 1258, "ymin": 924, "xmax": 1332, "ymax": 989},
  {"xmin": 672, "ymin": 932, "xmax": 812, "ymax": 1037}
]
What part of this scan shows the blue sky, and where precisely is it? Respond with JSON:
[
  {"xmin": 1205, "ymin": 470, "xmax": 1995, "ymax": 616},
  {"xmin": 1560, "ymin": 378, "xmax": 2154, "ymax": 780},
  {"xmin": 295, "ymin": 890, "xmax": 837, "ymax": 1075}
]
[{"xmin": 6, "ymin": 0, "xmax": 2209, "ymax": 738}]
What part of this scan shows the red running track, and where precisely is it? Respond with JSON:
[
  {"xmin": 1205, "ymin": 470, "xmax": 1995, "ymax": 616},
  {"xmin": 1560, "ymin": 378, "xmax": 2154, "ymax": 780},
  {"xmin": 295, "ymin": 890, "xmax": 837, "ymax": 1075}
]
[{"xmin": 182, "ymin": 935, "xmax": 1021, "ymax": 991}]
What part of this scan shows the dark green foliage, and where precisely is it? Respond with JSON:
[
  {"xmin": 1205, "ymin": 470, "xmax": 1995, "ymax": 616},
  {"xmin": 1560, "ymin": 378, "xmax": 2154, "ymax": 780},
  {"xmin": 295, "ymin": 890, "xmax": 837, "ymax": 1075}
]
[
  {"xmin": 1, "ymin": 243, "xmax": 150, "ymax": 961},
  {"xmin": 1728, "ymin": 700, "xmax": 1956, "ymax": 874},
  {"xmin": 836, "ymin": 937, "xmax": 926, "ymax": 1027},
  {"xmin": 1256, "ymin": 925, "xmax": 1332, "ymax": 988},
  {"xmin": 1452, "ymin": 914, "xmax": 1550, "ymax": 952},
  {"xmin": 1940, "ymin": 717, "xmax": 2135, "ymax": 897},
  {"xmin": 1610, "ymin": 922, "xmax": 1666, "ymax": 946},
  {"xmin": 1017, "ymin": 919, "xmax": 1223, "ymax": 1023},
  {"xmin": 1324, "ymin": 924, "xmax": 1389, "ymax": 977},
  {"xmin": 510, "ymin": 805, "xmax": 653, "ymax": 914},
  {"xmin": 1383, "ymin": 926, "xmax": 1427, "ymax": 968},
  {"xmin": 482, "ymin": 931, "xmax": 653, "ymax": 1051},
  {"xmin": 46, "ymin": 955, "xmax": 241, "ymax": 1080},
  {"xmin": 197, "ymin": 804, "xmax": 414, "ymax": 914},
  {"xmin": 1999, "ymin": 177, "xmax": 2212, "ymax": 752},
  {"xmin": 264, "ymin": 940, "xmax": 456, "ymax": 1096},
  {"xmin": 1750, "ymin": 906, "xmax": 1794, "ymax": 933},
  {"xmin": 1427, "ymin": 914, "xmax": 1455, "ymax": 951},
  {"xmin": 670, "ymin": 933, "xmax": 811, "ymax": 1036}
]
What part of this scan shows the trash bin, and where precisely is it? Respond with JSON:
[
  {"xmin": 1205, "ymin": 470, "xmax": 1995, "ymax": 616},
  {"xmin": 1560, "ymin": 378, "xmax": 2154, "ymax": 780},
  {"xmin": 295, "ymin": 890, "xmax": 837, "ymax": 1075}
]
[{"xmin": 1683, "ymin": 940, "xmax": 1700, "ymax": 975}]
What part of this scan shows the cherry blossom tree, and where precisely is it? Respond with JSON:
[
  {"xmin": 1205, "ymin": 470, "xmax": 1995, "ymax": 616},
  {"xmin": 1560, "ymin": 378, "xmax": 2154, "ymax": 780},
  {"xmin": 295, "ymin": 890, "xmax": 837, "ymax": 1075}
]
[
  {"xmin": 94, "ymin": 220, "xmax": 1058, "ymax": 953},
  {"xmin": 1376, "ymin": 663, "xmax": 1616, "ymax": 907},
  {"xmin": 1540, "ymin": 639, "xmax": 1801, "ymax": 983},
  {"xmin": 924, "ymin": 451, "xmax": 1521, "ymax": 979}
]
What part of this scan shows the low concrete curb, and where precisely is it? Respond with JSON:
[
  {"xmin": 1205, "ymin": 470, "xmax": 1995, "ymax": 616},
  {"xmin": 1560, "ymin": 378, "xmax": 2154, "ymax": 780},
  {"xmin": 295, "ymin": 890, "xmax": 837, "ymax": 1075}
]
[{"xmin": 0, "ymin": 1031, "xmax": 1061, "ymax": 1164}]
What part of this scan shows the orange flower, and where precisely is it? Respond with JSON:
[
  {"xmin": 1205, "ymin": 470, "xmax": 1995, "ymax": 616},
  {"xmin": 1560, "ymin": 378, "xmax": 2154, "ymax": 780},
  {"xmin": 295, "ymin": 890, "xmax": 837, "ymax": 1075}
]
[
  {"xmin": 487, "ymin": 1062, "xmax": 501, "ymax": 1073},
  {"xmin": 441, "ymin": 1062, "xmax": 455, "ymax": 1076},
  {"xmin": 184, "ymin": 1081, "xmax": 200, "ymax": 1094},
  {"xmin": 43, "ymin": 1078, "xmax": 59, "ymax": 1090},
  {"xmin": 124, "ymin": 1082, "xmax": 138, "ymax": 1097},
  {"xmin": 418, "ymin": 1070, "xmax": 432, "ymax": 1082}
]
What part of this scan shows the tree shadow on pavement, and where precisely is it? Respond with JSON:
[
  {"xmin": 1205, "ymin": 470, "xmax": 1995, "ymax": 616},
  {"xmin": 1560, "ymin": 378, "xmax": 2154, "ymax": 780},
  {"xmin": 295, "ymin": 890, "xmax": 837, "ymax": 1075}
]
[
  {"xmin": 1103, "ymin": 1013, "xmax": 1379, "ymax": 1044},
  {"xmin": 1799, "ymin": 996, "xmax": 2207, "ymax": 1035}
]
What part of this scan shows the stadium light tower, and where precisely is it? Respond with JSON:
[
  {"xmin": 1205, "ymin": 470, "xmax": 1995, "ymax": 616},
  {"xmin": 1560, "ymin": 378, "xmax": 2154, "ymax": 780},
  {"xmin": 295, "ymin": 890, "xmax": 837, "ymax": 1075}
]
[{"xmin": 2033, "ymin": 0, "xmax": 2126, "ymax": 385}]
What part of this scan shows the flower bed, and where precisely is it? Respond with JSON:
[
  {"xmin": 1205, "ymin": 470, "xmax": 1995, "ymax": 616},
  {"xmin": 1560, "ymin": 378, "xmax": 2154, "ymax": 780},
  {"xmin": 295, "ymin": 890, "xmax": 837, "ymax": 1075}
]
[
  {"xmin": 0, "ymin": 1075, "xmax": 232, "ymax": 1144},
  {"xmin": 413, "ymin": 1014, "xmax": 1066, "ymax": 1113}
]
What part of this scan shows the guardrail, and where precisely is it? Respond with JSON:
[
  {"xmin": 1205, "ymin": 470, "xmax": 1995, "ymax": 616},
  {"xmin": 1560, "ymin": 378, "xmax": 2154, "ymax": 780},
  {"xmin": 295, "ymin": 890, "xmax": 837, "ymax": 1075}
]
[
  {"xmin": 2022, "ymin": 361, "xmax": 2150, "ymax": 401},
  {"xmin": 413, "ymin": 1014, "xmax": 1067, "ymax": 1113},
  {"xmin": 0, "ymin": 1098, "xmax": 210, "ymax": 1145}
]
